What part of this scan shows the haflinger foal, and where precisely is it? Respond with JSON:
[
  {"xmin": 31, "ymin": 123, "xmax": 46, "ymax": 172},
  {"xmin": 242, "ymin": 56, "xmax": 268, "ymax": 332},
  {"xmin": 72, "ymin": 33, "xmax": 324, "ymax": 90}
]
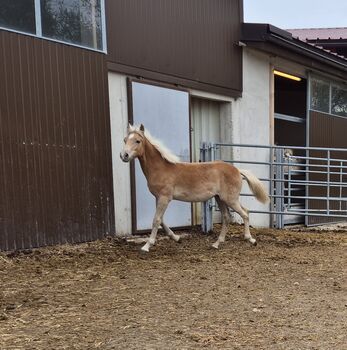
[{"xmin": 121, "ymin": 124, "xmax": 269, "ymax": 252}]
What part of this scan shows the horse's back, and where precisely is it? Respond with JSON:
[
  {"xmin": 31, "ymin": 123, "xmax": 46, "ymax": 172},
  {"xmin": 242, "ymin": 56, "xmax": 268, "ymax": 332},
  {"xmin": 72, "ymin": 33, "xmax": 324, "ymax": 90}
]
[{"xmin": 174, "ymin": 160, "xmax": 242, "ymax": 187}]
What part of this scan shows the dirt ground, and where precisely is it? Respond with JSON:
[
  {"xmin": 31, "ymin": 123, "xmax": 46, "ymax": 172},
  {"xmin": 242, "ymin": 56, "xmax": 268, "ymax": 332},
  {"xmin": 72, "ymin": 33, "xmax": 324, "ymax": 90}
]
[{"xmin": 1, "ymin": 225, "xmax": 346, "ymax": 350}]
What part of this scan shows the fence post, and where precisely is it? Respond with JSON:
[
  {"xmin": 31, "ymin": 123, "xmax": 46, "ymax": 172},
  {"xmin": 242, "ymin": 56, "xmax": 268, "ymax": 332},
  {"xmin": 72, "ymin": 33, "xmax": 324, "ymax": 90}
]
[
  {"xmin": 339, "ymin": 161, "xmax": 343, "ymax": 212},
  {"xmin": 201, "ymin": 142, "xmax": 213, "ymax": 233},
  {"xmin": 327, "ymin": 150, "xmax": 330, "ymax": 215},
  {"xmin": 287, "ymin": 153, "xmax": 292, "ymax": 211},
  {"xmin": 275, "ymin": 148, "xmax": 284, "ymax": 229},
  {"xmin": 270, "ymin": 146, "xmax": 275, "ymax": 227}
]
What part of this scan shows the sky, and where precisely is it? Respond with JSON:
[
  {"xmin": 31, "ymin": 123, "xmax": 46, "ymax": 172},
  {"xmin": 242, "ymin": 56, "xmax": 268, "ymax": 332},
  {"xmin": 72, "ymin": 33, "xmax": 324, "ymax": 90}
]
[{"xmin": 244, "ymin": 0, "xmax": 347, "ymax": 29}]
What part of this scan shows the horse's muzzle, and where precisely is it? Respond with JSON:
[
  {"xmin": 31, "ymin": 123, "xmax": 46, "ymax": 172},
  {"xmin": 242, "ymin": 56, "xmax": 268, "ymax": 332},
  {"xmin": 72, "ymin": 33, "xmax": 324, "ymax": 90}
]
[{"xmin": 120, "ymin": 152, "xmax": 130, "ymax": 162}]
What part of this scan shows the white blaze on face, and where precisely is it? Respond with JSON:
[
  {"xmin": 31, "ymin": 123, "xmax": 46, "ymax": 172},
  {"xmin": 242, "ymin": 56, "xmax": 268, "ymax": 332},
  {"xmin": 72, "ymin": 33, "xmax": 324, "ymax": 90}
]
[{"xmin": 121, "ymin": 133, "xmax": 139, "ymax": 161}]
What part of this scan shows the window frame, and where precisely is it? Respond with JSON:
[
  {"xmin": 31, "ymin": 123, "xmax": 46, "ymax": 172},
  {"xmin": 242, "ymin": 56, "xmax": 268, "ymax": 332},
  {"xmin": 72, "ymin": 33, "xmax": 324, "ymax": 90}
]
[{"xmin": 0, "ymin": 0, "xmax": 107, "ymax": 53}]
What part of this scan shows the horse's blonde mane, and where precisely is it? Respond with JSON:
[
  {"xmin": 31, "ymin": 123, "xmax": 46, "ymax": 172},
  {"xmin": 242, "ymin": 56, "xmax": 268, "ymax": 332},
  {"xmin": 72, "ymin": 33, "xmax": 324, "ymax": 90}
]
[{"xmin": 129, "ymin": 125, "xmax": 180, "ymax": 164}]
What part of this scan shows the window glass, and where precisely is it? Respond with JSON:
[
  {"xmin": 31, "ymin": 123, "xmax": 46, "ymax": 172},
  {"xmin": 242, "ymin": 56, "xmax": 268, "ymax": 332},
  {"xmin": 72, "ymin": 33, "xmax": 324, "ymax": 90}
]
[
  {"xmin": 0, "ymin": 0, "xmax": 36, "ymax": 34},
  {"xmin": 41, "ymin": 0, "xmax": 102, "ymax": 50},
  {"xmin": 310, "ymin": 79, "xmax": 330, "ymax": 113},
  {"xmin": 331, "ymin": 85, "xmax": 347, "ymax": 118}
]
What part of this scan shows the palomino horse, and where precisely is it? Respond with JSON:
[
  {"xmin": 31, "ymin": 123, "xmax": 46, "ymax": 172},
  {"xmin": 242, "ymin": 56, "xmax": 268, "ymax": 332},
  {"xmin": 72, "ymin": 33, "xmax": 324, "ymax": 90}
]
[{"xmin": 121, "ymin": 124, "xmax": 269, "ymax": 252}]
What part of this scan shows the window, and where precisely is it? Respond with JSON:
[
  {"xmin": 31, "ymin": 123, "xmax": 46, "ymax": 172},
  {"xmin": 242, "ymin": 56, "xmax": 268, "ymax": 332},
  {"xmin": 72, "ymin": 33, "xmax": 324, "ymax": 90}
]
[
  {"xmin": 310, "ymin": 78, "xmax": 330, "ymax": 113},
  {"xmin": 41, "ymin": 0, "xmax": 103, "ymax": 50},
  {"xmin": 0, "ymin": 0, "xmax": 105, "ymax": 51},
  {"xmin": 0, "ymin": 0, "xmax": 36, "ymax": 34},
  {"xmin": 331, "ymin": 85, "xmax": 347, "ymax": 118},
  {"xmin": 310, "ymin": 76, "xmax": 347, "ymax": 118}
]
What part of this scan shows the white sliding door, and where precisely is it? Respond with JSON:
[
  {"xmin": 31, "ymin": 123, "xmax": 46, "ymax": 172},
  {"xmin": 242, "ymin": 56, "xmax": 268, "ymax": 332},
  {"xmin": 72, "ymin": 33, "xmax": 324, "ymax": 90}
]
[{"xmin": 131, "ymin": 81, "xmax": 191, "ymax": 230}]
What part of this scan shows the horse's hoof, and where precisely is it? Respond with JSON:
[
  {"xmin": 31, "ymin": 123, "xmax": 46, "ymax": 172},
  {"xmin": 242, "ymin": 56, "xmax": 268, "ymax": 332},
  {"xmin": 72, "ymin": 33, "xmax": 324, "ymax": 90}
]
[
  {"xmin": 174, "ymin": 235, "xmax": 181, "ymax": 243},
  {"xmin": 211, "ymin": 242, "xmax": 219, "ymax": 249},
  {"xmin": 141, "ymin": 245, "xmax": 150, "ymax": 253},
  {"xmin": 245, "ymin": 237, "xmax": 257, "ymax": 246}
]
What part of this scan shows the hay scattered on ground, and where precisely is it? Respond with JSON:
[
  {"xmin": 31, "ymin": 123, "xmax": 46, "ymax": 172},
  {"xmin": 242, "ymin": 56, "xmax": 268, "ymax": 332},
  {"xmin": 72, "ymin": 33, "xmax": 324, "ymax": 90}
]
[{"xmin": 1, "ymin": 225, "xmax": 346, "ymax": 350}]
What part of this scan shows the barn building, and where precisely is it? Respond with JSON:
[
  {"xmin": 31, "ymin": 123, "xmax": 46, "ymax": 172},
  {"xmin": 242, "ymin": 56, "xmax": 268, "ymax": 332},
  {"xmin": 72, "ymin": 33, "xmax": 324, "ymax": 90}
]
[{"xmin": 0, "ymin": 0, "xmax": 346, "ymax": 250}]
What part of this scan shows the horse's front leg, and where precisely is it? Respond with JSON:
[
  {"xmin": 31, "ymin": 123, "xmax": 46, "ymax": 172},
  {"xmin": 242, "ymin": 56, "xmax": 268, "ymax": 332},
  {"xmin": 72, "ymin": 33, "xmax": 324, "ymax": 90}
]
[
  {"xmin": 161, "ymin": 222, "xmax": 180, "ymax": 242},
  {"xmin": 155, "ymin": 198, "xmax": 180, "ymax": 242},
  {"xmin": 141, "ymin": 197, "xmax": 170, "ymax": 252}
]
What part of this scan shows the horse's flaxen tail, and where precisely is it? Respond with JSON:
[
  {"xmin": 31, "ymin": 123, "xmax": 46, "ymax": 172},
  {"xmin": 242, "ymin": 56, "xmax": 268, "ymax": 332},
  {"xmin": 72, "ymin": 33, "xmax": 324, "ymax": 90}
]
[{"xmin": 239, "ymin": 169, "xmax": 270, "ymax": 204}]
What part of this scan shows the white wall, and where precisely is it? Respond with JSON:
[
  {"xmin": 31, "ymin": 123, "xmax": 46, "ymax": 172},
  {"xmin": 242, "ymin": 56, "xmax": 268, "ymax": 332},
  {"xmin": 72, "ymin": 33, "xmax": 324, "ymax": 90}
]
[
  {"xmin": 231, "ymin": 48, "xmax": 272, "ymax": 227},
  {"xmin": 108, "ymin": 73, "xmax": 132, "ymax": 236}
]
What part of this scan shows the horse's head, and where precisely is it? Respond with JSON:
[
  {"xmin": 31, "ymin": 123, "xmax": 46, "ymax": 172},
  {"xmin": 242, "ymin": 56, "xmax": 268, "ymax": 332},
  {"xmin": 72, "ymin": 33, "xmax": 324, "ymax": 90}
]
[{"xmin": 120, "ymin": 124, "xmax": 145, "ymax": 162}]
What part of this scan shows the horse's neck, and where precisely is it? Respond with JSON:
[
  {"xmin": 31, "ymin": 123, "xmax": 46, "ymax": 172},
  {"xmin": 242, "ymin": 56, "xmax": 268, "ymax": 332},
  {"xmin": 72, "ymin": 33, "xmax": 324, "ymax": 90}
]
[{"xmin": 138, "ymin": 140, "xmax": 168, "ymax": 179}]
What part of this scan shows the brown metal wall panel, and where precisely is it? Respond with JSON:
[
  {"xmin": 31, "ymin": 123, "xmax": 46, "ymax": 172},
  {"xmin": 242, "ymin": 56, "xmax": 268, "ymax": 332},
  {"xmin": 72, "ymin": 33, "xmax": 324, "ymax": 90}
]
[
  {"xmin": 0, "ymin": 30, "xmax": 115, "ymax": 251},
  {"xmin": 308, "ymin": 111, "xmax": 347, "ymax": 225},
  {"xmin": 106, "ymin": 0, "xmax": 243, "ymax": 97}
]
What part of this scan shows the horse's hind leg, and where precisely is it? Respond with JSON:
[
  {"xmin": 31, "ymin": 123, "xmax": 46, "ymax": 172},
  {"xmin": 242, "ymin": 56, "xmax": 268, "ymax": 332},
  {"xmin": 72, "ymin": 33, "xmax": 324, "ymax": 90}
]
[
  {"xmin": 161, "ymin": 222, "xmax": 180, "ymax": 242},
  {"xmin": 228, "ymin": 201, "xmax": 256, "ymax": 245},
  {"xmin": 212, "ymin": 196, "xmax": 232, "ymax": 249}
]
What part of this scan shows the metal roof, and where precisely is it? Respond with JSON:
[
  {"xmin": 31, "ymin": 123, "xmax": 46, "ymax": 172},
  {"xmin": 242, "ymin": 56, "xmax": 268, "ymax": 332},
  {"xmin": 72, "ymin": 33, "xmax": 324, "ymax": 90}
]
[
  {"xmin": 241, "ymin": 23, "xmax": 347, "ymax": 80},
  {"xmin": 287, "ymin": 28, "xmax": 347, "ymax": 41}
]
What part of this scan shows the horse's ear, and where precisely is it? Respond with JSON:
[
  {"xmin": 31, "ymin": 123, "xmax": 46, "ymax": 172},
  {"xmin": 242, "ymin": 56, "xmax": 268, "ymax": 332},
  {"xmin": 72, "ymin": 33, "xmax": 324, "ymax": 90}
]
[
  {"xmin": 128, "ymin": 123, "xmax": 134, "ymax": 132},
  {"xmin": 139, "ymin": 124, "xmax": 145, "ymax": 132}
]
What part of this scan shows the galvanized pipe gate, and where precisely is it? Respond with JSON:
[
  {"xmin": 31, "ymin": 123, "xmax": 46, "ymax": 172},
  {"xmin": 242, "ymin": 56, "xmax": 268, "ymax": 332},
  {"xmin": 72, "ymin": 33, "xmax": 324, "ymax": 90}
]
[{"xmin": 201, "ymin": 143, "xmax": 347, "ymax": 231}]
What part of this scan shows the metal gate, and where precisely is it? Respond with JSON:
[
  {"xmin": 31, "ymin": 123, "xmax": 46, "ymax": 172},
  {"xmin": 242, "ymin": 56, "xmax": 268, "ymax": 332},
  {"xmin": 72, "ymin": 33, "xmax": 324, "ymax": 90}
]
[{"xmin": 201, "ymin": 143, "xmax": 347, "ymax": 231}]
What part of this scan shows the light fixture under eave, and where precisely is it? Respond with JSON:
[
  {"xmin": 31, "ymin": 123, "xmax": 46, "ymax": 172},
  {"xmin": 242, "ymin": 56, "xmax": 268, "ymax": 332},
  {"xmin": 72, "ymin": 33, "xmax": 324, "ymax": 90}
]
[{"xmin": 274, "ymin": 70, "xmax": 302, "ymax": 81}]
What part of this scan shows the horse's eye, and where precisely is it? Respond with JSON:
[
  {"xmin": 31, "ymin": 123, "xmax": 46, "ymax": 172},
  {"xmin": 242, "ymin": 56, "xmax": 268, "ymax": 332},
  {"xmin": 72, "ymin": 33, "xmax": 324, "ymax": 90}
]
[
  {"xmin": 136, "ymin": 140, "xmax": 141, "ymax": 144},
  {"xmin": 123, "ymin": 137, "xmax": 127, "ymax": 143}
]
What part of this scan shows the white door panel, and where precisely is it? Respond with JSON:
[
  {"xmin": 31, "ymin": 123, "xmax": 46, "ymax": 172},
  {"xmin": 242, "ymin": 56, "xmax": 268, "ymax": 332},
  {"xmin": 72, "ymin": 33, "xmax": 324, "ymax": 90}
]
[
  {"xmin": 131, "ymin": 82, "xmax": 191, "ymax": 230},
  {"xmin": 191, "ymin": 98, "xmax": 222, "ymax": 224}
]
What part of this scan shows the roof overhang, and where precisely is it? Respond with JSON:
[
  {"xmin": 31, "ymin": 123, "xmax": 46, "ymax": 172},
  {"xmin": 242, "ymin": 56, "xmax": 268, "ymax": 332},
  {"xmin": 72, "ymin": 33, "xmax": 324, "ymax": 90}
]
[{"xmin": 241, "ymin": 23, "xmax": 347, "ymax": 81}]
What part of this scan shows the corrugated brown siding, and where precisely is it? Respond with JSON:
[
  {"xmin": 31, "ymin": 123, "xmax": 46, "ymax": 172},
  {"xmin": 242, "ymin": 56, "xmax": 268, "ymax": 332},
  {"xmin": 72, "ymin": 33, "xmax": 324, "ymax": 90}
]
[
  {"xmin": 0, "ymin": 30, "xmax": 114, "ymax": 251},
  {"xmin": 106, "ymin": 0, "xmax": 243, "ymax": 97},
  {"xmin": 308, "ymin": 111, "xmax": 347, "ymax": 225}
]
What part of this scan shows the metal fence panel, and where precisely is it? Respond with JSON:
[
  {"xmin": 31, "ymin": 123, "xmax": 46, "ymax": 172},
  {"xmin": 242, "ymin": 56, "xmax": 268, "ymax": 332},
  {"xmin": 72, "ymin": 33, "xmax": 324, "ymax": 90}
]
[{"xmin": 201, "ymin": 143, "xmax": 347, "ymax": 230}]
